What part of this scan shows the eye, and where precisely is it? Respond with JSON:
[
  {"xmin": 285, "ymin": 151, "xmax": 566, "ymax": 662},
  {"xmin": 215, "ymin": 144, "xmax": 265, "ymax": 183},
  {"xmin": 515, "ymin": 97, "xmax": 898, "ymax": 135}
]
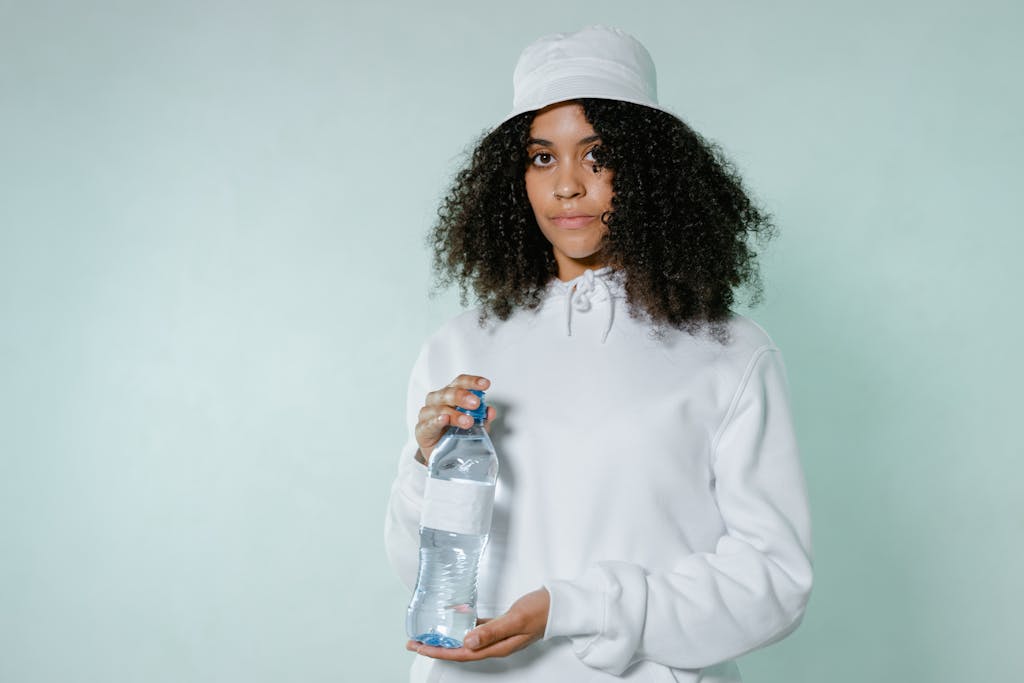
[
  {"xmin": 583, "ymin": 146, "xmax": 606, "ymax": 173},
  {"xmin": 530, "ymin": 152, "xmax": 555, "ymax": 167}
]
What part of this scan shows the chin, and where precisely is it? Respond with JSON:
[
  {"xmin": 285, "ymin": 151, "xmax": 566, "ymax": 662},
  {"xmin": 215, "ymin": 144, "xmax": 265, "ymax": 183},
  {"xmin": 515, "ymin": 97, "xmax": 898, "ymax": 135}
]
[
  {"xmin": 555, "ymin": 234, "xmax": 603, "ymax": 254},
  {"xmin": 564, "ymin": 250, "xmax": 602, "ymax": 261},
  {"xmin": 561, "ymin": 241, "xmax": 605, "ymax": 260},
  {"xmin": 555, "ymin": 242, "xmax": 607, "ymax": 267}
]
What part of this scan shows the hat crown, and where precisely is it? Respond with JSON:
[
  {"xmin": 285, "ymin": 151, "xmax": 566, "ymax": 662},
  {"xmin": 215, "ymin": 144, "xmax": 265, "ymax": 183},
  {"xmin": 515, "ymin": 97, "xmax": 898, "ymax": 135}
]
[
  {"xmin": 495, "ymin": 26, "xmax": 674, "ymax": 129},
  {"xmin": 512, "ymin": 25, "xmax": 659, "ymax": 104}
]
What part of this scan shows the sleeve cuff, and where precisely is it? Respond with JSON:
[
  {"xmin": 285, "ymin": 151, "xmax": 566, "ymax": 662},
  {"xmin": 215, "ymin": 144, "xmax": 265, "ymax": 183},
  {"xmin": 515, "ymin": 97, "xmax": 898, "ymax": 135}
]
[{"xmin": 543, "ymin": 575, "xmax": 605, "ymax": 642}]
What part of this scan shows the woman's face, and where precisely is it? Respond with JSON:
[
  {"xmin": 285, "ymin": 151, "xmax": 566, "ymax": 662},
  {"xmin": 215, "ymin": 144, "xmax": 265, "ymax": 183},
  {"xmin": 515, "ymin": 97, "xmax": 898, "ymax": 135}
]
[{"xmin": 524, "ymin": 102, "xmax": 614, "ymax": 281}]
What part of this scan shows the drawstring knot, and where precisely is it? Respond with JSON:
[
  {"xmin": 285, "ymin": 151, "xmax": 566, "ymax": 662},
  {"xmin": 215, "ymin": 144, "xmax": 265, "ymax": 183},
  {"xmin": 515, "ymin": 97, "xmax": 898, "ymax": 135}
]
[{"xmin": 565, "ymin": 269, "xmax": 616, "ymax": 343}]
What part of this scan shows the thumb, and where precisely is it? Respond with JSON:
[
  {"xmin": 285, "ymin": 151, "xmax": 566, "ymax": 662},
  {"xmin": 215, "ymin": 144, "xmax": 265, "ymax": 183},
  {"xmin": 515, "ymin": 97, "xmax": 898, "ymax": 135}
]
[{"xmin": 463, "ymin": 615, "xmax": 513, "ymax": 651}]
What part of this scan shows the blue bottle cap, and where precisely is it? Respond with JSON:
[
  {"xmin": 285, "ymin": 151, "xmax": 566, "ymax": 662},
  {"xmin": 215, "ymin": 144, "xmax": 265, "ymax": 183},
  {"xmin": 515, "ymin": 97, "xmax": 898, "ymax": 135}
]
[{"xmin": 455, "ymin": 389, "xmax": 487, "ymax": 421}]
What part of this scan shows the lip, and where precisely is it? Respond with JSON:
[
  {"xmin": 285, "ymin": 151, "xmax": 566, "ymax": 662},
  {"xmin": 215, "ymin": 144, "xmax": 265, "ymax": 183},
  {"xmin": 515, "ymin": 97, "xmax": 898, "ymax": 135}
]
[{"xmin": 550, "ymin": 214, "xmax": 596, "ymax": 229}]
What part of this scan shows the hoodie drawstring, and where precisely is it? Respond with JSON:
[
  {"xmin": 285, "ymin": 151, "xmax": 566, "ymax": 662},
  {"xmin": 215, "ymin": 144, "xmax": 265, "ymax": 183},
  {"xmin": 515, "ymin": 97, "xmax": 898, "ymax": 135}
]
[{"xmin": 565, "ymin": 269, "xmax": 616, "ymax": 343}]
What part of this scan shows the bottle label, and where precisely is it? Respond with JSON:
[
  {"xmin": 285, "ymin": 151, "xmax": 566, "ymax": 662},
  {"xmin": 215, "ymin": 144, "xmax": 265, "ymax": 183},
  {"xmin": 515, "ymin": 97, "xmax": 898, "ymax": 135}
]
[{"xmin": 421, "ymin": 478, "xmax": 495, "ymax": 536}]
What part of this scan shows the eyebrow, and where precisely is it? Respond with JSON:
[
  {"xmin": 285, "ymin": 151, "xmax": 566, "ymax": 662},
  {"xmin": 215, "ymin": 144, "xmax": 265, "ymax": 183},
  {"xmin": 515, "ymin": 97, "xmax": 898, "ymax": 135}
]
[{"xmin": 526, "ymin": 135, "xmax": 602, "ymax": 147}]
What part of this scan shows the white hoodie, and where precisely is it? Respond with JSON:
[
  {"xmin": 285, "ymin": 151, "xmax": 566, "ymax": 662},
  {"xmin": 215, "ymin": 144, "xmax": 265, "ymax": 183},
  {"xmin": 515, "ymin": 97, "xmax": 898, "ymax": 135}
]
[{"xmin": 385, "ymin": 268, "xmax": 813, "ymax": 682}]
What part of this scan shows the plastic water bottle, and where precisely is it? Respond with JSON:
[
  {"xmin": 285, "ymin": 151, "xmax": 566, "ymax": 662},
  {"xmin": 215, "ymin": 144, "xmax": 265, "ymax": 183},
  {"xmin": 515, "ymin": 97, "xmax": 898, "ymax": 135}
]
[{"xmin": 406, "ymin": 389, "xmax": 498, "ymax": 648}]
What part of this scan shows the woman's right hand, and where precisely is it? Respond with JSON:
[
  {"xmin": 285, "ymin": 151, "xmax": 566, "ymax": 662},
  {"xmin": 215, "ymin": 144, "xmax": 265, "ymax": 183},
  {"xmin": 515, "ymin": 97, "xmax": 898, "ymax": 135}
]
[{"xmin": 414, "ymin": 374, "xmax": 495, "ymax": 465}]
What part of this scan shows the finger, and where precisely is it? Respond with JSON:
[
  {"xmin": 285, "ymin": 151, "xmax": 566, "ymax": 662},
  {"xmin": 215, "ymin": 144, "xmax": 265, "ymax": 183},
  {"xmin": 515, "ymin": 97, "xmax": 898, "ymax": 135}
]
[
  {"xmin": 425, "ymin": 386, "xmax": 485, "ymax": 413},
  {"xmin": 413, "ymin": 410, "xmax": 447, "ymax": 447},
  {"xmin": 414, "ymin": 407, "xmax": 475, "ymax": 448},
  {"xmin": 406, "ymin": 633, "xmax": 538, "ymax": 661},
  {"xmin": 466, "ymin": 633, "xmax": 539, "ymax": 659},
  {"xmin": 447, "ymin": 374, "xmax": 490, "ymax": 390},
  {"xmin": 405, "ymin": 640, "xmax": 474, "ymax": 660},
  {"xmin": 463, "ymin": 614, "xmax": 518, "ymax": 651}
]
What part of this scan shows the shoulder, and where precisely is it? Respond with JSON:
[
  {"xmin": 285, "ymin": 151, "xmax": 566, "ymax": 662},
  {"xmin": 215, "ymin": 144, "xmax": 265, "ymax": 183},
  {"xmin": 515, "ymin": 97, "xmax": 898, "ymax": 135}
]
[
  {"xmin": 424, "ymin": 307, "xmax": 508, "ymax": 349},
  {"xmin": 721, "ymin": 314, "xmax": 779, "ymax": 355},
  {"xmin": 430, "ymin": 307, "xmax": 489, "ymax": 340},
  {"xmin": 713, "ymin": 314, "xmax": 784, "ymax": 379},
  {"xmin": 711, "ymin": 315, "xmax": 793, "ymax": 403},
  {"xmin": 652, "ymin": 313, "xmax": 783, "ymax": 392},
  {"xmin": 416, "ymin": 305, "xmax": 534, "ymax": 368},
  {"xmin": 658, "ymin": 313, "xmax": 778, "ymax": 361}
]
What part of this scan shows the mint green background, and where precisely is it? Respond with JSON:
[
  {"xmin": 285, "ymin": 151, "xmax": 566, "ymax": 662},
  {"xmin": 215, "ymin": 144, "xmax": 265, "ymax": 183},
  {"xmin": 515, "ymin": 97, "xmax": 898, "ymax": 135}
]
[{"xmin": 1, "ymin": 1, "xmax": 1021, "ymax": 681}]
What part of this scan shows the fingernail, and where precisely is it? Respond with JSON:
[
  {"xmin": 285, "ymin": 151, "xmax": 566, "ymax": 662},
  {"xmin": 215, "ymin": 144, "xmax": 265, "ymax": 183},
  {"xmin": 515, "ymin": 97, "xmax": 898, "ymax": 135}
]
[
  {"xmin": 464, "ymin": 634, "xmax": 480, "ymax": 649},
  {"xmin": 477, "ymin": 378, "xmax": 487, "ymax": 387}
]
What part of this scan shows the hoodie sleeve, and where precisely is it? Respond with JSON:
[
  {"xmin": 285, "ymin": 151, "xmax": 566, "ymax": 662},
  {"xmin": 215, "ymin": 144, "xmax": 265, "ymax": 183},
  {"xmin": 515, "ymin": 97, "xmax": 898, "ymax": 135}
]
[
  {"xmin": 543, "ymin": 347, "xmax": 813, "ymax": 674},
  {"xmin": 384, "ymin": 342, "xmax": 432, "ymax": 591}
]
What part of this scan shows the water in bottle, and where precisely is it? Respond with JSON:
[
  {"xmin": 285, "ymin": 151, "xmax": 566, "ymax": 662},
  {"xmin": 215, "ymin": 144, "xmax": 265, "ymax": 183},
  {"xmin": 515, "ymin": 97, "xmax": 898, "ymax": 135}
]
[{"xmin": 406, "ymin": 389, "xmax": 499, "ymax": 648}]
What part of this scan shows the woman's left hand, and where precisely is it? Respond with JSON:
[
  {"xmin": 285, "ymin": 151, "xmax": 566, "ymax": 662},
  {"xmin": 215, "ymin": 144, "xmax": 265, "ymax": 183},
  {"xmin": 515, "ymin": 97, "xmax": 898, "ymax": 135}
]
[{"xmin": 405, "ymin": 588, "xmax": 550, "ymax": 661}]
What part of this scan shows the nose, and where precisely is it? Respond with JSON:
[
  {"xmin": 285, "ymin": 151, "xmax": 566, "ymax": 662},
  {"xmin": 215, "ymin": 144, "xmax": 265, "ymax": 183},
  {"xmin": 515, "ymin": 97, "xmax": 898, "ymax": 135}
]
[{"xmin": 553, "ymin": 164, "xmax": 585, "ymax": 200}]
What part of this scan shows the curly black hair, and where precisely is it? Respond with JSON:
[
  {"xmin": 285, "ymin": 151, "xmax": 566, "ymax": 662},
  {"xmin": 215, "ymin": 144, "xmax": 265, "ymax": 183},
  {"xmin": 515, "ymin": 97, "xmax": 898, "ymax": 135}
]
[{"xmin": 430, "ymin": 98, "xmax": 775, "ymax": 336}]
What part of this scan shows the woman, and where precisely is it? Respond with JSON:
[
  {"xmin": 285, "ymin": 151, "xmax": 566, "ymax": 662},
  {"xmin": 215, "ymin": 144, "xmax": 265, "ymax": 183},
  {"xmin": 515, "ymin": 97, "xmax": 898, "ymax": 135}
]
[{"xmin": 385, "ymin": 25, "xmax": 813, "ymax": 682}]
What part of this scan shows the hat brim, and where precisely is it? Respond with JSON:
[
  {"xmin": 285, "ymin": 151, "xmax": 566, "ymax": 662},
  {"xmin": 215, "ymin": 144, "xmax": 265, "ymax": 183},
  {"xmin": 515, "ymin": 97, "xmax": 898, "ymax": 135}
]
[{"xmin": 494, "ymin": 86, "xmax": 682, "ymax": 130}]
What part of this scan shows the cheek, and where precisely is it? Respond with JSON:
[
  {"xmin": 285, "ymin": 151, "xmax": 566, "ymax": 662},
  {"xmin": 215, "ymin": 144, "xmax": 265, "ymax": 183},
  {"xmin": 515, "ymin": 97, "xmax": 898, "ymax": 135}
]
[{"xmin": 524, "ymin": 174, "xmax": 545, "ymax": 216}]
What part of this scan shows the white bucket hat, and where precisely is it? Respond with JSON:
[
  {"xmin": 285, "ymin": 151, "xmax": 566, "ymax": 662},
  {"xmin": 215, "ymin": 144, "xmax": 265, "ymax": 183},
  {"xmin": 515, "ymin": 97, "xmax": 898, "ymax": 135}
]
[{"xmin": 495, "ymin": 25, "xmax": 680, "ymax": 129}]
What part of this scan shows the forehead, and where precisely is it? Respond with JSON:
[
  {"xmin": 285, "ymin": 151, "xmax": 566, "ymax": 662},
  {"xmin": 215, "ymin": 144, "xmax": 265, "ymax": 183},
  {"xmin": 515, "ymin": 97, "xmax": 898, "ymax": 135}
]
[{"xmin": 528, "ymin": 101, "xmax": 597, "ymax": 142}]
